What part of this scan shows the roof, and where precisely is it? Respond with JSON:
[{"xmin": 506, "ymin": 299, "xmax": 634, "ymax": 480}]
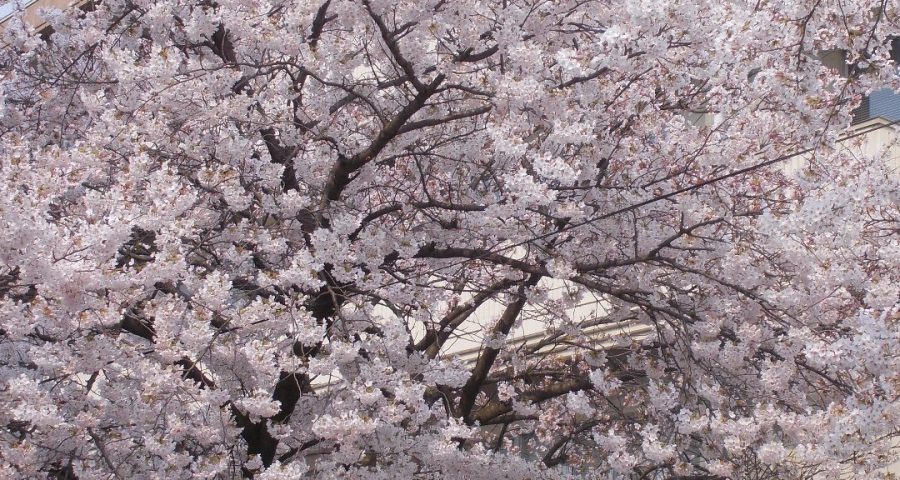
[{"xmin": 853, "ymin": 89, "xmax": 900, "ymax": 124}]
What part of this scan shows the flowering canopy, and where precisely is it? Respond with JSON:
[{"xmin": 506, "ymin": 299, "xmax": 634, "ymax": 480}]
[{"xmin": 0, "ymin": 0, "xmax": 898, "ymax": 478}]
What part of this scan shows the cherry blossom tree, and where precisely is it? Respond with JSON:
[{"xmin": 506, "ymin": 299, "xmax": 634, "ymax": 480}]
[{"xmin": 0, "ymin": 0, "xmax": 898, "ymax": 478}]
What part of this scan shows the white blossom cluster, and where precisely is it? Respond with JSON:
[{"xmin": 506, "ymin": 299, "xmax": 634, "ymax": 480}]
[{"xmin": 0, "ymin": 0, "xmax": 898, "ymax": 478}]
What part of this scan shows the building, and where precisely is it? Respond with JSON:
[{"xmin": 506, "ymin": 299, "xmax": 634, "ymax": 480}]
[{"xmin": 0, "ymin": 0, "xmax": 82, "ymax": 31}]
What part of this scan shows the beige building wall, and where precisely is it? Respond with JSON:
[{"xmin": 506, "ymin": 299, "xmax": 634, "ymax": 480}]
[
  {"xmin": 782, "ymin": 118, "xmax": 900, "ymax": 173},
  {"xmin": 0, "ymin": 0, "xmax": 85, "ymax": 30}
]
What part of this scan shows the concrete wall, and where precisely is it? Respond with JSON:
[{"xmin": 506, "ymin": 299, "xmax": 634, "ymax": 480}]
[
  {"xmin": 0, "ymin": 0, "xmax": 85, "ymax": 30},
  {"xmin": 782, "ymin": 117, "xmax": 900, "ymax": 173}
]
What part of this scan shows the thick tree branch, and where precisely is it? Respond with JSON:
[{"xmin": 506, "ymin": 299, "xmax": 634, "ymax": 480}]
[{"xmin": 458, "ymin": 274, "xmax": 540, "ymax": 421}]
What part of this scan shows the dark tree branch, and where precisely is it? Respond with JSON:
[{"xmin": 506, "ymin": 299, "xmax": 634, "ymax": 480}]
[{"xmin": 458, "ymin": 274, "xmax": 540, "ymax": 422}]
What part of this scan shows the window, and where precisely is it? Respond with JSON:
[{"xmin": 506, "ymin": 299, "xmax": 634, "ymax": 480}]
[
  {"xmin": 852, "ymin": 37, "xmax": 900, "ymax": 124},
  {"xmin": 0, "ymin": 0, "xmax": 39, "ymax": 24}
]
